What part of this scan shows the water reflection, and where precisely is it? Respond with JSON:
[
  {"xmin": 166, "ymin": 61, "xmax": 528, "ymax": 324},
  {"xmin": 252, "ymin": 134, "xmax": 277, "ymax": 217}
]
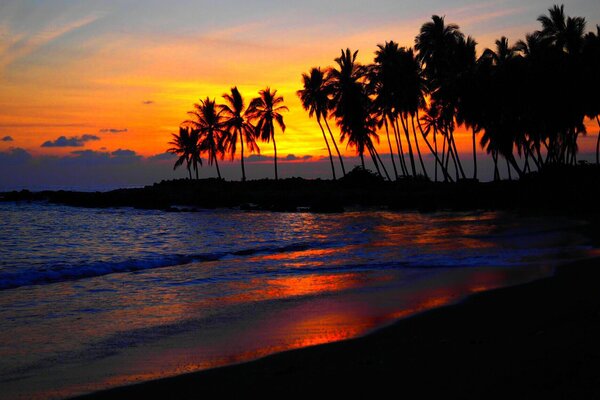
[{"xmin": 0, "ymin": 204, "xmax": 593, "ymax": 399}]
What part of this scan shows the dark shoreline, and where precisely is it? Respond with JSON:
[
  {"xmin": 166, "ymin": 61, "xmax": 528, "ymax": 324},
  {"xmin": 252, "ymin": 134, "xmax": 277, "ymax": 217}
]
[
  {"xmin": 72, "ymin": 256, "xmax": 600, "ymax": 399},
  {"xmin": 2, "ymin": 164, "xmax": 600, "ymax": 215}
]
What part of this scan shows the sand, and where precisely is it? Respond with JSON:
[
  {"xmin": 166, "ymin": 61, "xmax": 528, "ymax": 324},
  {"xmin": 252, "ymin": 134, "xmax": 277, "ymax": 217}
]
[{"xmin": 72, "ymin": 256, "xmax": 600, "ymax": 399}]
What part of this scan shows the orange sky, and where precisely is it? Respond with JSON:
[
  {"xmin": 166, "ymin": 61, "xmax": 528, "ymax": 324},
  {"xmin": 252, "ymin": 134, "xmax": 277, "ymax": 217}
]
[{"xmin": 0, "ymin": 0, "xmax": 598, "ymax": 169}]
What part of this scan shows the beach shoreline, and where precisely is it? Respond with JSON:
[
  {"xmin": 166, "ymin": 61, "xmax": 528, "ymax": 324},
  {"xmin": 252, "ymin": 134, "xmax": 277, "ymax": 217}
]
[
  {"xmin": 2, "ymin": 164, "xmax": 600, "ymax": 216},
  {"xmin": 72, "ymin": 255, "xmax": 600, "ymax": 399}
]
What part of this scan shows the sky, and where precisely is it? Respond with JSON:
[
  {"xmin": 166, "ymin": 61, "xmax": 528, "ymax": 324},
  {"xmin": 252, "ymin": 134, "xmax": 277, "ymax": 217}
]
[{"xmin": 0, "ymin": 0, "xmax": 599, "ymax": 189}]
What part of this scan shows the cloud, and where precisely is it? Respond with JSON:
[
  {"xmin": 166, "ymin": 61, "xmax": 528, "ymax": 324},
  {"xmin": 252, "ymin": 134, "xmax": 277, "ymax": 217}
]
[
  {"xmin": 142, "ymin": 100, "xmax": 154, "ymax": 105},
  {"xmin": 99, "ymin": 128, "xmax": 128, "ymax": 133},
  {"xmin": 111, "ymin": 149, "xmax": 137, "ymax": 157},
  {"xmin": 285, "ymin": 154, "xmax": 312, "ymax": 161},
  {"xmin": 0, "ymin": 14, "xmax": 101, "ymax": 71},
  {"xmin": 69, "ymin": 149, "xmax": 141, "ymax": 162},
  {"xmin": 246, "ymin": 154, "xmax": 272, "ymax": 162},
  {"xmin": 147, "ymin": 152, "xmax": 176, "ymax": 161},
  {"xmin": 0, "ymin": 147, "xmax": 32, "ymax": 164},
  {"xmin": 41, "ymin": 134, "xmax": 100, "ymax": 147},
  {"xmin": 1, "ymin": 136, "xmax": 13, "ymax": 142}
]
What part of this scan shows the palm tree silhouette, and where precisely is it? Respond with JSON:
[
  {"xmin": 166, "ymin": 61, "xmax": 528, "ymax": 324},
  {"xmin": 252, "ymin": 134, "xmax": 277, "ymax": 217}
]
[
  {"xmin": 538, "ymin": 4, "xmax": 586, "ymax": 55},
  {"xmin": 583, "ymin": 26, "xmax": 600, "ymax": 164},
  {"xmin": 372, "ymin": 41, "xmax": 406, "ymax": 179},
  {"xmin": 247, "ymin": 88, "xmax": 288, "ymax": 180},
  {"xmin": 220, "ymin": 87, "xmax": 259, "ymax": 181},
  {"xmin": 298, "ymin": 68, "xmax": 338, "ymax": 180},
  {"xmin": 167, "ymin": 127, "xmax": 201, "ymax": 180},
  {"xmin": 185, "ymin": 97, "xmax": 228, "ymax": 179},
  {"xmin": 415, "ymin": 15, "xmax": 468, "ymax": 180},
  {"xmin": 329, "ymin": 49, "xmax": 387, "ymax": 177}
]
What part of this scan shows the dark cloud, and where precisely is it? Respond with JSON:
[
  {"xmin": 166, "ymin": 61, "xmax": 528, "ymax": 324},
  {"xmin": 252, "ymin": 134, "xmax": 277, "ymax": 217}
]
[
  {"xmin": 142, "ymin": 100, "xmax": 154, "ymax": 105},
  {"xmin": 285, "ymin": 154, "xmax": 312, "ymax": 161},
  {"xmin": 147, "ymin": 152, "xmax": 176, "ymax": 162},
  {"xmin": 111, "ymin": 149, "xmax": 137, "ymax": 157},
  {"xmin": 99, "ymin": 128, "xmax": 128, "ymax": 133},
  {"xmin": 1, "ymin": 136, "xmax": 13, "ymax": 142},
  {"xmin": 41, "ymin": 134, "xmax": 100, "ymax": 148},
  {"xmin": 66, "ymin": 149, "xmax": 141, "ymax": 165},
  {"xmin": 0, "ymin": 147, "xmax": 32, "ymax": 164},
  {"xmin": 246, "ymin": 154, "xmax": 272, "ymax": 162}
]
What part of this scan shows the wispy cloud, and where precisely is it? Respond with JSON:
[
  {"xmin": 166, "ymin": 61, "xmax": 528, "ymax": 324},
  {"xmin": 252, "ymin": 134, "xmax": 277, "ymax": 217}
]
[
  {"xmin": 99, "ymin": 128, "xmax": 128, "ymax": 133},
  {"xmin": 41, "ymin": 134, "xmax": 100, "ymax": 147},
  {"xmin": 0, "ymin": 14, "xmax": 101, "ymax": 71}
]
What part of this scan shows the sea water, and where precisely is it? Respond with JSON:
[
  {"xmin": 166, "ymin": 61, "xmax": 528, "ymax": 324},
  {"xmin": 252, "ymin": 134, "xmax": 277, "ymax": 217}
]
[{"xmin": 0, "ymin": 202, "xmax": 595, "ymax": 399}]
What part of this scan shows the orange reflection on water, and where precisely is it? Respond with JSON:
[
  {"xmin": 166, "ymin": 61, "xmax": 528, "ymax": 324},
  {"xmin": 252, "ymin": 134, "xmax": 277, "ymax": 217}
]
[
  {"xmin": 256, "ymin": 247, "xmax": 337, "ymax": 267},
  {"xmin": 374, "ymin": 212, "xmax": 500, "ymax": 251},
  {"xmin": 224, "ymin": 272, "xmax": 390, "ymax": 304}
]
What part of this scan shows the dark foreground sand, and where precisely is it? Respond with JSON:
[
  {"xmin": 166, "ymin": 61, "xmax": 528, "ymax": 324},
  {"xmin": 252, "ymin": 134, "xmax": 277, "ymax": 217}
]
[{"xmin": 74, "ymin": 257, "xmax": 600, "ymax": 399}]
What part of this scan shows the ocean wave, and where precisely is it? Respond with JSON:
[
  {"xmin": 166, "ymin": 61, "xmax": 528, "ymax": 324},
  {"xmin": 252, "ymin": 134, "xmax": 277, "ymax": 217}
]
[{"xmin": 0, "ymin": 241, "xmax": 329, "ymax": 291}]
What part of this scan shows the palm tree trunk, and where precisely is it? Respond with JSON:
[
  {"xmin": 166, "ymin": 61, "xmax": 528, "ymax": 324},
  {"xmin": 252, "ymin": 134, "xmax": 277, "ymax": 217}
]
[
  {"xmin": 370, "ymin": 144, "xmax": 391, "ymax": 181},
  {"xmin": 448, "ymin": 142, "xmax": 459, "ymax": 181},
  {"xmin": 596, "ymin": 116, "xmax": 600, "ymax": 165},
  {"xmin": 492, "ymin": 151, "xmax": 500, "ymax": 181},
  {"xmin": 195, "ymin": 162, "xmax": 199, "ymax": 179},
  {"xmin": 367, "ymin": 145, "xmax": 383, "ymax": 178},
  {"xmin": 392, "ymin": 117, "xmax": 408, "ymax": 176},
  {"xmin": 506, "ymin": 158, "xmax": 512, "ymax": 180},
  {"xmin": 318, "ymin": 118, "xmax": 336, "ymax": 180},
  {"xmin": 441, "ymin": 135, "xmax": 448, "ymax": 182},
  {"xmin": 411, "ymin": 115, "xmax": 428, "ymax": 179},
  {"xmin": 472, "ymin": 131, "xmax": 477, "ymax": 180},
  {"xmin": 360, "ymin": 152, "xmax": 365, "ymax": 169},
  {"xmin": 240, "ymin": 129, "xmax": 246, "ymax": 182},
  {"xmin": 214, "ymin": 156, "xmax": 222, "ymax": 179},
  {"xmin": 416, "ymin": 116, "xmax": 450, "ymax": 182},
  {"xmin": 273, "ymin": 136, "xmax": 278, "ymax": 180},
  {"xmin": 324, "ymin": 118, "xmax": 346, "ymax": 176},
  {"xmin": 449, "ymin": 132, "xmax": 466, "ymax": 179},
  {"xmin": 384, "ymin": 117, "xmax": 398, "ymax": 180},
  {"xmin": 434, "ymin": 129, "xmax": 438, "ymax": 182},
  {"xmin": 187, "ymin": 165, "xmax": 192, "ymax": 180},
  {"xmin": 400, "ymin": 115, "xmax": 417, "ymax": 177},
  {"xmin": 507, "ymin": 154, "xmax": 523, "ymax": 179}
]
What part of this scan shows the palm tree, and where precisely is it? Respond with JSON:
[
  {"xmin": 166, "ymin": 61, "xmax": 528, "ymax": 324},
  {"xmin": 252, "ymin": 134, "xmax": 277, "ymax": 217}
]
[
  {"xmin": 329, "ymin": 49, "xmax": 390, "ymax": 179},
  {"xmin": 220, "ymin": 87, "xmax": 258, "ymax": 181},
  {"xmin": 298, "ymin": 67, "xmax": 337, "ymax": 180},
  {"xmin": 583, "ymin": 26, "xmax": 600, "ymax": 164},
  {"xmin": 415, "ymin": 15, "xmax": 468, "ymax": 180},
  {"xmin": 247, "ymin": 88, "xmax": 288, "ymax": 180},
  {"xmin": 185, "ymin": 97, "xmax": 228, "ymax": 179},
  {"xmin": 372, "ymin": 41, "xmax": 405, "ymax": 179},
  {"xmin": 167, "ymin": 127, "xmax": 201, "ymax": 179},
  {"xmin": 538, "ymin": 4, "xmax": 586, "ymax": 55}
]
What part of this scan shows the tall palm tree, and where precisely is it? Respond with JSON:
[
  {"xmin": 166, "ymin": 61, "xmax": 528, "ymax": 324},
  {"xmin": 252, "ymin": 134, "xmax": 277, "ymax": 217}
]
[
  {"xmin": 415, "ymin": 15, "xmax": 468, "ymax": 180},
  {"xmin": 538, "ymin": 4, "xmax": 586, "ymax": 55},
  {"xmin": 372, "ymin": 41, "xmax": 406, "ymax": 179},
  {"xmin": 247, "ymin": 88, "xmax": 288, "ymax": 180},
  {"xmin": 329, "ymin": 49, "xmax": 386, "ymax": 176},
  {"xmin": 220, "ymin": 87, "xmax": 258, "ymax": 181},
  {"xmin": 185, "ymin": 97, "xmax": 228, "ymax": 179},
  {"xmin": 583, "ymin": 26, "xmax": 600, "ymax": 164},
  {"xmin": 298, "ymin": 67, "xmax": 337, "ymax": 180},
  {"xmin": 167, "ymin": 127, "xmax": 201, "ymax": 179}
]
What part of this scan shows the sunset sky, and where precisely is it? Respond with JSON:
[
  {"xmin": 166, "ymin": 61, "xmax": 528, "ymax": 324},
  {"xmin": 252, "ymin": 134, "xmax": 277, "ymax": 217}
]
[{"xmin": 0, "ymin": 0, "xmax": 599, "ymax": 188}]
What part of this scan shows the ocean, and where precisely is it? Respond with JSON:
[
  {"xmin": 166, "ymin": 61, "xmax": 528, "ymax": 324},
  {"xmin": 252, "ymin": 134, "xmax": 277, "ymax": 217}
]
[{"xmin": 0, "ymin": 202, "xmax": 596, "ymax": 399}]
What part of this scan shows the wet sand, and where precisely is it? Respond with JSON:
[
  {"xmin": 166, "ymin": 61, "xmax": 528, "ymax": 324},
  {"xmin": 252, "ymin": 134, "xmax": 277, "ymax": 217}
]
[{"xmin": 74, "ymin": 256, "xmax": 600, "ymax": 399}]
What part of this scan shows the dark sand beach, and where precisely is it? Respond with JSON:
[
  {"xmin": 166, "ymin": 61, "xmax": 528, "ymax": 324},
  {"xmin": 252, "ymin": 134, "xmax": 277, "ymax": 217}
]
[{"xmin": 74, "ymin": 256, "xmax": 600, "ymax": 399}]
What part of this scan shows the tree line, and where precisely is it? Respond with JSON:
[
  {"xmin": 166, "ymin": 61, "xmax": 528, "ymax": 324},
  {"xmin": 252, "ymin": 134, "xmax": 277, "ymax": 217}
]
[{"xmin": 169, "ymin": 4, "xmax": 600, "ymax": 182}]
